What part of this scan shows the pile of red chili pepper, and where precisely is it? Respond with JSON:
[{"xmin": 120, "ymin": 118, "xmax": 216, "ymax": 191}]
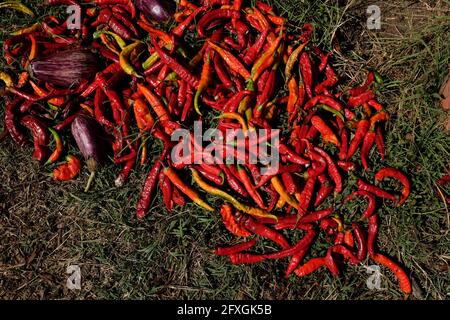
[{"xmin": 0, "ymin": 0, "xmax": 413, "ymax": 296}]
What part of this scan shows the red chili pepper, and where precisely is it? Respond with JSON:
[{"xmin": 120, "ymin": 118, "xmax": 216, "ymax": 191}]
[
  {"xmin": 367, "ymin": 214, "xmax": 379, "ymax": 256},
  {"xmin": 237, "ymin": 165, "xmax": 265, "ymax": 209},
  {"xmin": 219, "ymin": 204, "xmax": 252, "ymax": 238},
  {"xmin": 229, "ymin": 253, "xmax": 266, "ymax": 265},
  {"xmin": 242, "ymin": 217, "xmax": 290, "ymax": 249},
  {"xmin": 325, "ymin": 248, "xmax": 340, "ymax": 276},
  {"xmin": 299, "ymin": 207, "xmax": 334, "ymax": 224},
  {"xmin": 20, "ymin": 115, "xmax": 50, "ymax": 163},
  {"xmin": 311, "ymin": 115, "xmax": 340, "ymax": 147},
  {"xmin": 344, "ymin": 230, "xmax": 355, "ymax": 248},
  {"xmin": 285, "ymin": 246, "xmax": 309, "ymax": 278},
  {"xmin": 208, "ymin": 40, "xmax": 251, "ymax": 80},
  {"xmin": 314, "ymin": 146, "xmax": 342, "ymax": 194},
  {"xmin": 294, "ymin": 257, "xmax": 326, "ymax": 277},
  {"xmin": 314, "ymin": 176, "xmax": 334, "ymax": 208},
  {"xmin": 281, "ymin": 172, "xmax": 297, "ymax": 194},
  {"xmin": 197, "ymin": 9, "xmax": 240, "ymax": 37},
  {"xmin": 345, "ymin": 190, "xmax": 377, "ymax": 220},
  {"xmin": 352, "ymin": 223, "xmax": 367, "ymax": 261},
  {"xmin": 338, "ymin": 127, "xmax": 349, "ymax": 161},
  {"xmin": 172, "ymin": 6, "xmax": 205, "ymax": 37},
  {"xmin": 360, "ymin": 131, "xmax": 376, "ymax": 171},
  {"xmin": 348, "ymin": 91, "xmax": 376, "ymax": 108},
  {"xmin": 265, "ymin": 229, "xmax": 316, "ymax": 260},
  {"xmin": 357, "ymin": 179, "xmax": 397, "ymax": 202},
  {"xmin": 159, "ymin": 170, "xmax": 174, "ymax": 211},
  {"xmin": 4, "ymin": 97, "xmax": 27, "ymax": 147},
  {"xmin": 371, "ymin": 253, "xmax": 411, "ymax": 295},
  {"xmin": 243, "ymin": 29, "xmax": 268, "ymax": 66},
  {"xmin": 215, "ymin": 239, "xmax": 258, "ymax": 256},
  {"xmin": 297, "ymin": 174, "xmax": 317, "ymax": 216},
  {"xmin": 347, "ymin": 119, "xmax": 369, "ymax": 160},
  {"xmin": 151, "ymin": 38, "xmax": 200, "ymax": 89},
  {"xmin": 374, "ymin": 167, "xmax": 411, "ymax": 206},
  {"xmin": 172, "ymin": 187, "xmax": 186, "ymax": 206},
  {"xmin": 299, "ymin": 51, "xmax": 314, "ymax": 98},
  {"xmin": 337, "ymin": 160, "xmax": 355, "ymax": 172},
  {"xmin": 279, "ymin": 144, "xmax": 309, "ymax": 165},
  {"xmin": 51, "ymin": 155, "xmax": 81, "ymax": 181},
  {"xmin": 304, "ymin": 95, "xmax": 343, "ymax": 112},
  {"xmin": 329, "ymin": 244, "xmax": 360, "ymax": 265},
  {"xmin": 136, "ymin": 161, "xmax": 162, "ymax": 219},
  {"xmin": 375, "ymin": 126, "xmax": 385, "ymax": 161}
]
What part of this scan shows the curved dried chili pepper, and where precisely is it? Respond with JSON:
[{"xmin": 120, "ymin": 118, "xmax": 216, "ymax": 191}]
[
  {"xmin": 159, "ymin": 170, "xmax": 174, "ymax": 211},
  {"xmin": 242, "ymin": 217, "xmax": 289, "ymax": 249},
  {"xmin": 347, "ymin": 119, "xmax": 369, "ymax": 160},
  {"xmin": 294, "ymin": 257, "xmax": 326, "ymax": 277},
  {"xmin": 219, "ymin": 204, "xmax": 251, "ymax": 237},
  {"xmin": 314, "ymin": 146, "xmax": 342, "ymax": 194},
  {"xmin": 371, "ymin": 253, "xmax": 411, "ymax": 295},
  {"xmin": 197, "ymin": 9, "xmax": 240, "ymax": 37},
  {"xmin": 264, "ymin": 229, "xmax": 316, "ymax": 260},
  {"xmin": 51, "ymin": 155, "xmax": 81, "ymax": 181},
  {"xmin": 136, "ymin": 161, "xmax": 162, "ymax": 219},
  {"xmin": 215, "ymin": 239, "xmax": 257, "ymax": 256},
  {"xmin": 311, "ymin": 116, "xmax": 340, "ymax": 147},
  {"xmin": 360, "ymin": 131, "xmax": 376, "ymax": 171},
  {"xmin": 45, "ymin": 128, "xmax": 63, "ymax": 165},
  {"xmin": 271, "ymin": 176, "xmax": 299, "ymax": 208},
  {"xmin": 20, "ymin": 115, "xmax": 50, "ymax": 163},
  {"xmin": 357, "ymin": 179, "xmax": 397, "ymax": 202},
  {"xmin": 344, "ymin": 190, "xmax": 377, "ymax": 220},
  {"xmin": 352, "ymin": 223, "xmax": 367, "ymax": 261},
  {"xmin": 151, "ymin": 38, "xmax": 199, "ymax": 89},
  {"xmin": 194, "ymin": 50, "xmax": 213, "ymax": 115},
  {"xmin": 4, "ymin": 97, "xmax": 27, "ymax": 147},
  {"xmin": 208, "ymin": 40, "xmax": 251, "ymax": 80},
  {"xmin": 374, "ymin": 167, "xmax": 410, "ymax": 206}
]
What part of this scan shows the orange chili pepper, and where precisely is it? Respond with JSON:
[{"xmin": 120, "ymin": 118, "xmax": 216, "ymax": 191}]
[
  {"xmin": 287, "ymin": 76, "xmax": 298, "ymax": 114},
  {"xmin": 194, "ymin": 50, "xmax": 212, "ymax": 115},
  {"xmin": 219, "ymin": 204, "xmax": 251, "ymax": 237},
  {"xmin": 137, "ymin": 83, "xmax": 170, "ymax": 122},
  {"xmin": 371, "ymin": 253, "xmax": 412, "ymax": 295},
  {"xmin": 251, "ymin": 33, "xmax": 283, "ymax": 83},
  {"xmin": 311, "ymin": 115, "xmax": 340, "ymax": 147},
  {"xmin": 207, "ymin": 40, "xmax": 251, "ymax": 80}
]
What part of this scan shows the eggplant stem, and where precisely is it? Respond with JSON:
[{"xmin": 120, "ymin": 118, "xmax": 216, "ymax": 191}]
[{"xmin": 85, "ymin": 171, "xmax": 95, "ymax": 192}]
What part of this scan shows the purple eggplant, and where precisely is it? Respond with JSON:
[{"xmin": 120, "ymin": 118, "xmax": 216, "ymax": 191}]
[
  {"xmin": 71, "ymin": 115, "xmax": 104, "ymax": 191},
  {"xmin": 30, "ymin": 49, "xmax": 99, "ymax": 88},
  {"xmin": 134, "ymin": 0, "xmax": 174, "ymax": 23}
]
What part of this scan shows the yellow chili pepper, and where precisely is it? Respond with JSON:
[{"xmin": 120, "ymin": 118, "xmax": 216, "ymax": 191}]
[
  {"xmin": 271, "ymin": 176, "xmax": 299, "ymax": 208},
  {"xmin": 0, "ymin": 1, "xmax": 35, "ymax": 17},
  {"xmin": 10, "ymin": 22, "xmax": 40, "ymax": 36},
  {"xmin": 191, "ymin": 168, "xmax": 278, "ymax": 221},
  {"xmin": 93, "ymin": 30, "xmax": 126, "ymax": 50},
  {"xmin": 220, "ymin": 112, "xmax": 248, "ymax": 133},
  {"xmin": 0, "ymin": 71, "xmax": 13, "ymax": 88},
  {"xmin": 119, "ymin": 42, "xmax": 144, "ymax": 78}
]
